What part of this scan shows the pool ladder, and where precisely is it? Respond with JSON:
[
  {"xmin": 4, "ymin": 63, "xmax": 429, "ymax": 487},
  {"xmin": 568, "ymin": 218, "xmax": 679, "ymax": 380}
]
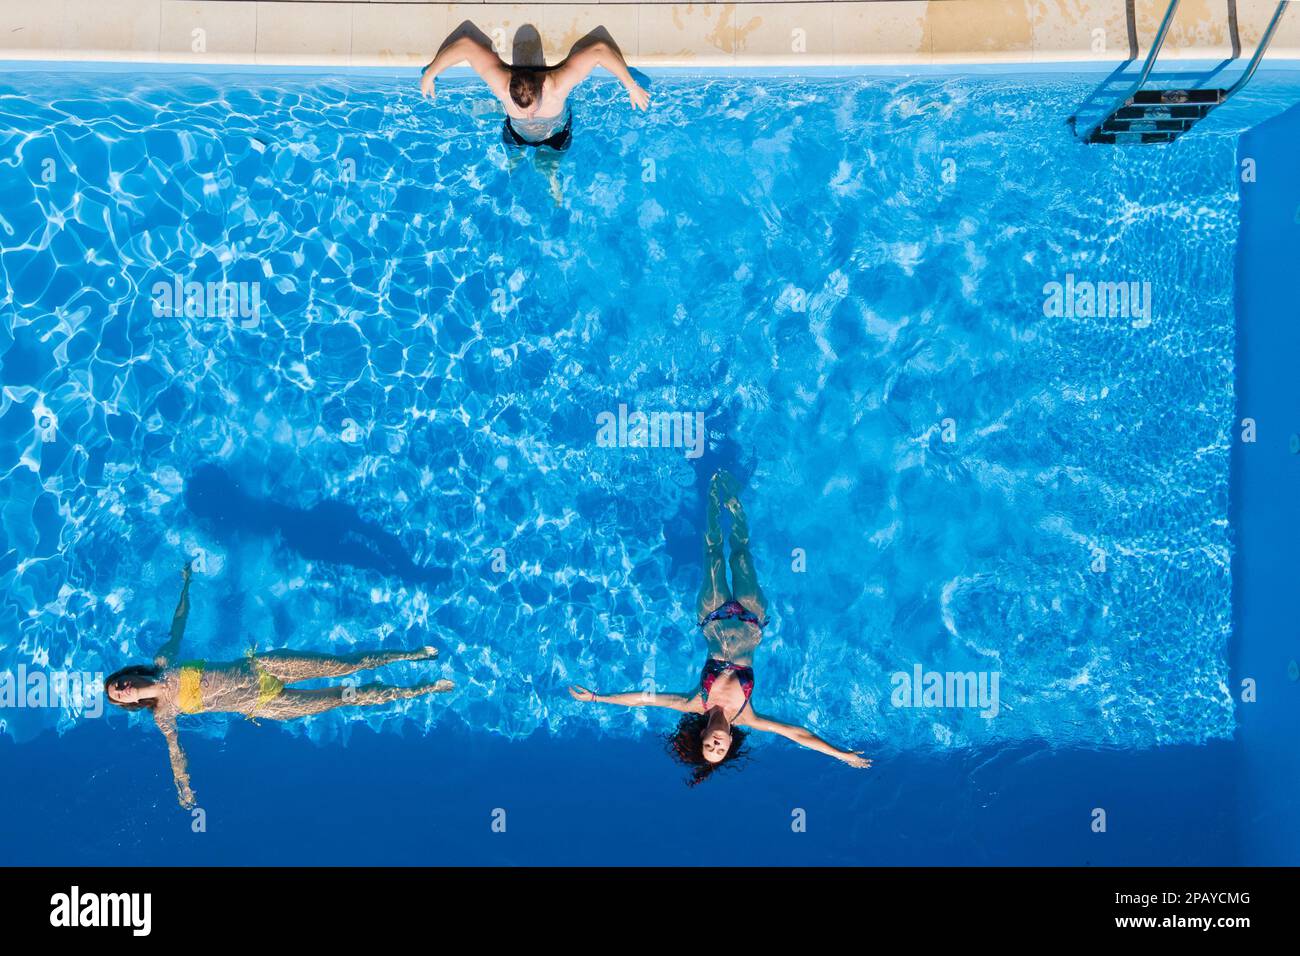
[{"xmin": 1083, "ymin": 0, "xmax": 1291, "ymax": 144}]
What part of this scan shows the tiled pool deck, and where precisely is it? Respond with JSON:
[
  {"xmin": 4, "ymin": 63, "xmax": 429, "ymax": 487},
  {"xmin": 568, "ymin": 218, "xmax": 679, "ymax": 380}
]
[{"xmin": 0, "ymin": 0, "xmax": 1296, "ymax": 68}]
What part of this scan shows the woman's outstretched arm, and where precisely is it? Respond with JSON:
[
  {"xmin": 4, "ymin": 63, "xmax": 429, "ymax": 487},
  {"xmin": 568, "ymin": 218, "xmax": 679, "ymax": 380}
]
[
  {"xmin": 744, "ymin": 713, "xmax": 873, "ymax": 768},
  {"xmin": 153, "ymin": 711, "xmax": 196, "ymax": 808},
  {"xmin": 154, "ymin": 561, "xmax": 192, "ymax": 668},
  {"xmin": 569, "ymin": 685, "xmax": 694, "ymax": 711}
]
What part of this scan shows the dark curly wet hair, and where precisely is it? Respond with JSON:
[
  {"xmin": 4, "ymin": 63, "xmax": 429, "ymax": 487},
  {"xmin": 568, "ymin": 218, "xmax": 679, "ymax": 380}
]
[
  {"xmin": 508, "ymin": 69, "xmax": 545, "ymax": 109},
  {"xmin": 104, "ymin": 664, "xmax": 162, "ymax": 712},
  {"xmin": 665, "ymin": 713, "xmax": 750, "ymax": 787}
]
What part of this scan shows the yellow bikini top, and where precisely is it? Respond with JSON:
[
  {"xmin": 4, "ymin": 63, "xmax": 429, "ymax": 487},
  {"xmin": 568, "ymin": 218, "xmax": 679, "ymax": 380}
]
[{"xmin": 177, "ymin": 661, "xmax": 205, "ymax": 714}]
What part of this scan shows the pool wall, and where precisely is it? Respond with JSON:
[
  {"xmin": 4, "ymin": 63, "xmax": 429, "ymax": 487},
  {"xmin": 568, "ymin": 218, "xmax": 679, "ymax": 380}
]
[
  {"xmin": 0, "ymin": 709, "xmax": 1243, "ymax": 865},
  {"xmin": 1232, "ymin": 98, "xmax": 1300, "ymax": 867},
  {"xmin": 1, "ymin": 0, "xmax": 1298, "ymax": 68}
]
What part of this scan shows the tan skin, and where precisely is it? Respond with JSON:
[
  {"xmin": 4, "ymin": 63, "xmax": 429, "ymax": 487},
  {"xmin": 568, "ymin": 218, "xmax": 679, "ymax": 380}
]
[
  {"xmin": 569, "ymin": 471, "xmax": 872, "ymax": 769},
  {"xmin": 107, "ymin": 563, "xmax": 452, "ymax": 809},
  {"xmin": 419, "ymin": 34, "xmax": 650, "ymax": 121}
]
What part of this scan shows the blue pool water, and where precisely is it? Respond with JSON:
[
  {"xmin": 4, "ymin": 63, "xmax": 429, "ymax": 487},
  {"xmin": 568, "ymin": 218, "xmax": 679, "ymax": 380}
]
[{"xmin": 1, "ymin": 65, "xmax": 1298, "ymax": 865}]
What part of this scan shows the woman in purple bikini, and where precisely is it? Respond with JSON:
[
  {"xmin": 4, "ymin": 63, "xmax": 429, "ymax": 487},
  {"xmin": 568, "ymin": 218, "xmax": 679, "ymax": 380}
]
[{"xmin": 570, "ymin": 470, "xmax": 872, "ymax": 785}]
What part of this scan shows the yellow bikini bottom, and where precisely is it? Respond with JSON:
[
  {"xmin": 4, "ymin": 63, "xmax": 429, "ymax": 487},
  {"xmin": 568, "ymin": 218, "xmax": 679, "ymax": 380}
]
[{"xmin": 253, "ymin": 664, "xmax": 285, "ymax": 710}]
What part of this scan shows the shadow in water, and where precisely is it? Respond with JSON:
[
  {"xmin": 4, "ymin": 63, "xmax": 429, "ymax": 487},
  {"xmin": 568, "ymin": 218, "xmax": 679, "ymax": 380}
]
[{"xmin": 185, "ymin": 464, "xmax": 450, "ymax": 588}]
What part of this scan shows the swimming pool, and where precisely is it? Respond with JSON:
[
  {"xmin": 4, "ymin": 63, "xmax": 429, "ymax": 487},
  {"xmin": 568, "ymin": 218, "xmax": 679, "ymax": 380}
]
[{"xmin": 1, "ymin": 64, "xmax": 1298, "ymax": 865}]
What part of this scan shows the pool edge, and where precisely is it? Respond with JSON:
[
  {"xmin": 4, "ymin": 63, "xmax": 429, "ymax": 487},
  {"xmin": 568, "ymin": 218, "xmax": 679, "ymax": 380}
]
[{"xmin": 1, "ymin": 1, "xmax": 1298, "ymax": 70}]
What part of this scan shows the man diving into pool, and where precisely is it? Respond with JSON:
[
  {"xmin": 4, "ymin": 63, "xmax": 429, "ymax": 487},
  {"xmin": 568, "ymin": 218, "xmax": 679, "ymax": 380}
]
[{"xmin": 419, "ymin": 24, "xmax": 650, "ymax": 152}]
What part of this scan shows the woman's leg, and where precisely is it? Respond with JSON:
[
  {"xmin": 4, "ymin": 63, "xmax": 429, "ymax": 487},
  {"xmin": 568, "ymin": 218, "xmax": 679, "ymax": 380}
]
[
  {"xmin": 254, "ymin": 680, "xmax": 454, "ymax": 719},
  {"xmin": 253, "ymin": 647, "xmax": 437, "ymax": 685},
  {"xmin": 695, "ymin": 475, "xmax": 731, "ymax": 619},
  {"xmin": 717, "ymin": 472, "xmax": 769, "ymax": 621}
]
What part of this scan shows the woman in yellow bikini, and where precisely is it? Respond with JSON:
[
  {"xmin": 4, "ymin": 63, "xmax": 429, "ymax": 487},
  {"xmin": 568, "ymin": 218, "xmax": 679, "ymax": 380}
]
[{"xmin": 104, "ymin": 561, "xmax": 453, "ymax": 808}]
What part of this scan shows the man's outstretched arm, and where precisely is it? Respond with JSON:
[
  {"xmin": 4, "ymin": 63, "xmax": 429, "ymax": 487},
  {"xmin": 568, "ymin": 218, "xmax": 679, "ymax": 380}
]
[
  {"xmin": 553, "ymin": 41, "xmax": 649, "ymax": 110},
  {"xmin": 421, "ymin": 34, "xmax": 510, "ymax": 100}
]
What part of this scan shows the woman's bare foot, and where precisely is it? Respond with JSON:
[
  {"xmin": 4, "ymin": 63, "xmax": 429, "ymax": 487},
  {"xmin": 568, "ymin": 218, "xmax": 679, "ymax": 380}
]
[
  {"xmin": 705, "ymin": 475, "xmax": 723, "ymax": 548},
  {"xmin": 713, "ymin": 471, "xmax": 750, "ymax": 545},
  {"xmin": 713, "ymin": 470, "xmax": 742, "ymax": 511}
]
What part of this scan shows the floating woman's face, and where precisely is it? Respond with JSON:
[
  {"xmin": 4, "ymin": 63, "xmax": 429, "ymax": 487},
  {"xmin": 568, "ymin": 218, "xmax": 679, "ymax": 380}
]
[
  {"xmin": 701, "ymin": 728, "xmax": 731, "ymax": 764},
  {"xmin": 108, "ymin": 677, "xmax": 147, "ymax": 704}
]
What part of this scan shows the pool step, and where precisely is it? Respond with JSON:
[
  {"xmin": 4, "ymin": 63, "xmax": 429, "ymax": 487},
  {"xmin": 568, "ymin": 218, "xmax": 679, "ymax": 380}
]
[
  {"xmin": 1088, "ymin": 89, "xmax": 1227, "ymax": 142},
  {"xmin": 1079, "ymin": 0, "xmax": 1291, "ymax": 145},
  {"xmin": 1087, "ymin": 88, "xmax": 1225, "ymax": 144},
  {"xmin": 1112, "ymin": 101, "xmax": 1217, "ymax": 122}
]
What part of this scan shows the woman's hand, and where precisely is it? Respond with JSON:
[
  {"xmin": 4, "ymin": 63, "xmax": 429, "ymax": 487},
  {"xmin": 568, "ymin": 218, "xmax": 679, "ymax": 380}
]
[
  {"xmin": 568, "ymin": 684, "xmax": 600, "ymax": 703},
  {"xmin": 420, "ymin": 69, "xmax": 436, "ymax": 100},
  {"xmin": 176, "ymin": 778, "xmax": 197, "ymax": 810},
  {"xmin": 627, "ymin": 84, "xmax": 650, "ymax": 111},
  {"xmin": 840, "ymin": 751, "xmax": 873, "ymax": 769}
]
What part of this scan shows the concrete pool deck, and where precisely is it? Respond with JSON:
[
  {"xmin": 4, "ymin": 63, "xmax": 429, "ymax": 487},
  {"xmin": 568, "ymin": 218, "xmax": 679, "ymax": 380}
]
[{"xmin": 0, "ymin": 0, "xmax": 1297, "ymax": 68}]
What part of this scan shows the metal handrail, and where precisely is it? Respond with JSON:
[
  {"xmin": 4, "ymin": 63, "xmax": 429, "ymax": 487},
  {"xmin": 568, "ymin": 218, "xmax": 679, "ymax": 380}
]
[
  {"xmin": 1225, "ymin": 1, "xmax": 1291, "ymax": 99},
  {"xmin": 1080, "ymin": 0, "xmax": 1183, "ymax": 142}
]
